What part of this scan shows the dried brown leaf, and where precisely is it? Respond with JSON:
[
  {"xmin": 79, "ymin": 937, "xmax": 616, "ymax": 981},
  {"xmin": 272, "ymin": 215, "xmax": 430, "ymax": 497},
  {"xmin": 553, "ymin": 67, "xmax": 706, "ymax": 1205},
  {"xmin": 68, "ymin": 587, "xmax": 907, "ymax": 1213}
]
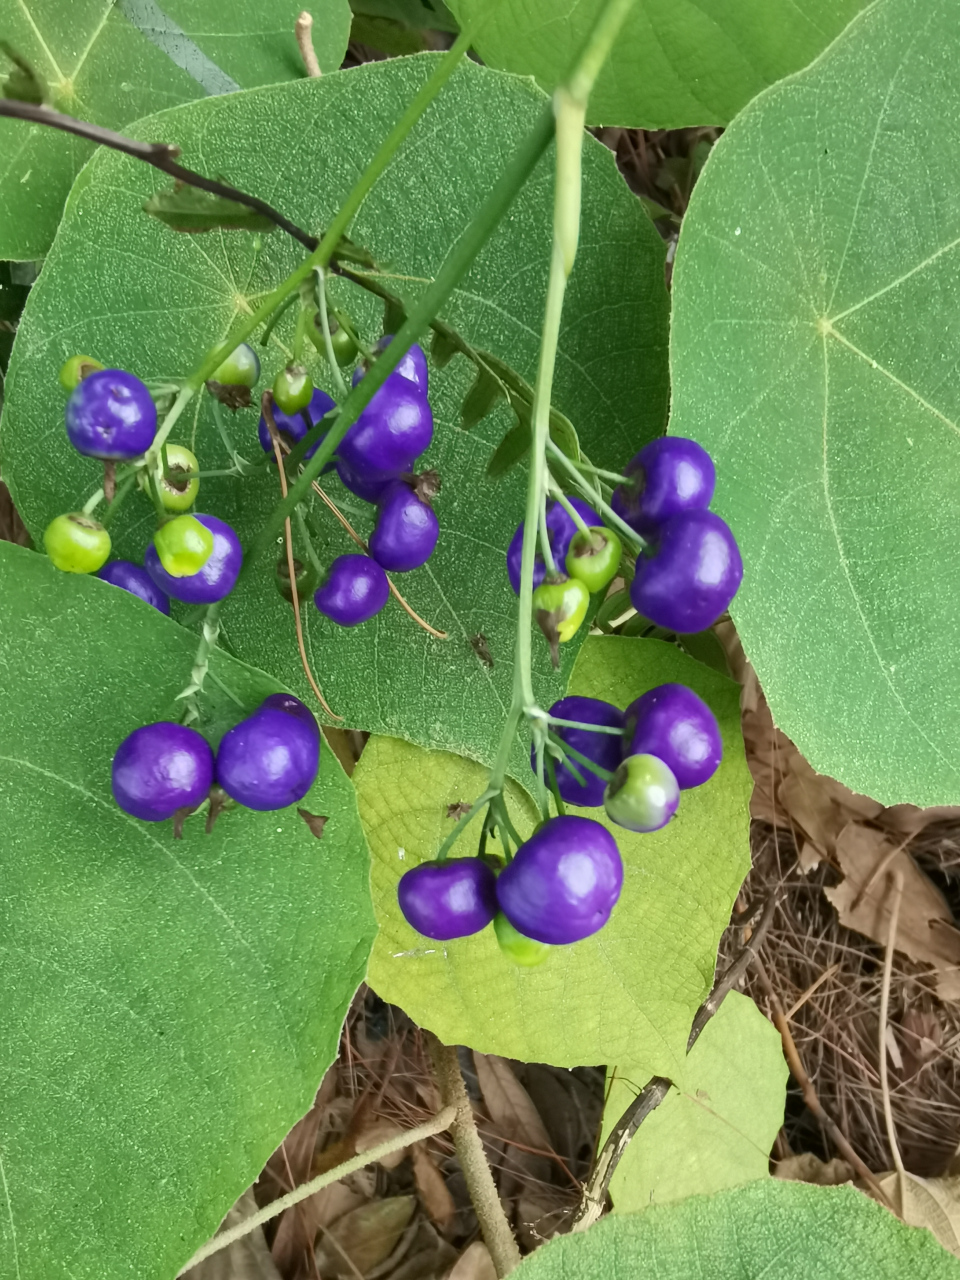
[
  {"xmin": 411, "ymin": 1141, "xmax": 457, "ymax": 1230},
  {"xmin": 774, "ymin": 1153, "xmax": 854, "ymax": 1186},
  {"xmin": 873, "ymin": 1172, "xmax": 960, "ymax": 1256},
  {"xmin": 445, "ymin": 1242, "xmax": 497, "ymax": 1280},
  {"xmin": 473, "ymin": 1053, "xmax": 552, "ymax": 1154},
  {"xmin": 314, "ymin": 1195, "xmax": 417, "ymax": 1277},
  {"xmin": 188, "ymin": 1189, "xmax": 282, "ymax": 1280},
  {"xmin": 777, "ymin": 755, "xmax": 882, "ymax": 869},
  {"xmin": 824, "ymin": 822, "xmax": 960, "ymax": 999}
]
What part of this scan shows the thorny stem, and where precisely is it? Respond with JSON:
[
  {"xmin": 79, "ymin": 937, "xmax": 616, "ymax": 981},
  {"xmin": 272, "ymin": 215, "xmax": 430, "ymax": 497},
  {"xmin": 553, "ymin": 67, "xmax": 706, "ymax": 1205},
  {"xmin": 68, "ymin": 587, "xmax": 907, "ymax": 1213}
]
[
  {"xmin": 175, "ymin": 1105, "xmax": 458, "ymax": 1273},
  {"xmin": 427, "ymin": 1036, "xmax": 522, "ymax": 1278}
]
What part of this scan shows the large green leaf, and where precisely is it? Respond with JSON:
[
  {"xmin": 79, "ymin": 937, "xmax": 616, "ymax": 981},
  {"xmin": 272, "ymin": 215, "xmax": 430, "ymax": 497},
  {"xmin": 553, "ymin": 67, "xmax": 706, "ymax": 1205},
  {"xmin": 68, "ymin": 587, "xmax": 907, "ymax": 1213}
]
[
  {"xmin": 357, "ymin": 635, "xmax": 750, "ymax": 1066},
  {"xmin": 0, "ymin": 0, "xmax": 352, "ymax": 259},
  {"xmin": 669, "ymin": 0, "xmax": 960, "ymax": 806},
  {"xmin": 513, "ymin": 1181, "xmax": 960, "ymax": 1278},
  {"xmin": 1, "ymin": 56, "xmax": 669, "ymax": 771},
  {"xmin": 0, "ymin": 541, "xmax": 375, "ymax": 1280},
  {"xmin": 603, "ymin": 993, "xmax": 786, "ymax": 1211},
  {"xmin": 447, "ymin": 0, "xmax": 865, "ymax": 128}
]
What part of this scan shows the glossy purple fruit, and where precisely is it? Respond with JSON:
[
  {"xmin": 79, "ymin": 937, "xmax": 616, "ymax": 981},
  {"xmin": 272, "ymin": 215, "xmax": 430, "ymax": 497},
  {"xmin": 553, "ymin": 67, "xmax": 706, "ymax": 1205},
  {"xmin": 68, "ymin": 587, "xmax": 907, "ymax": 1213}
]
[
  {"xmin": 314, "ymin": 554, "xmax": 389, "ymax": 626},
  {"xmin": 369, "ymin": 481, "xmax": 439, "ymax": 572},
  {"xmin": 338, "ymin": 380, "xmax": 433, "ymax": 474},
  {"xmin": 258, "ymin": 387, "xmax": 335, "ymax": 459},
  {"xmin": 397, "ymin": 858, "xmax": 497, "ymax": 940},
  {"xmin": 260, "ymin": 693, "xmax": 320, "ymax": 738},
  {"xmin": 624, "ymin": 683, "xmax": 722, "ymax": 789},
  {"xmin": 370, "ymin": 337, "xmax": 428, "ymax": 392},
  {"xmin": 335, "ymin": 456, "xmax": 411, "ymax": 504},
  {"xmin": 496, "ymin": 815, "xmax": 623, "ymax": 945},
  {"xmin": 65, "ymin": 368, "xmax": 157, "ymax": 460},
  {"xmin": 534, "ymin": 696, "xmax": 624, "ymax": 807},
  {"xmin": 112, "ymin": 721, "xmax": 214, "ymax": 821},
  {"xmin": 630, "ymin": 510, "xmax": 742, "ymax": 634},
  {"xmin": 97, "ymin": 560, "xmax": 170, "ymax": 614},
  {"xmin": 612, "ymin": 437, "xmax": 716, "ymax": 536},
  {"xmin": 506, "ymin": 497, "xmax": 600, "ymax": 595},
  {"xmin": 144, "ymin": 513, "xmax": 243, "ymax": 604},
  {"xmin": 216, "ymin": 705, "xmax": 319, "ymax": 810}
]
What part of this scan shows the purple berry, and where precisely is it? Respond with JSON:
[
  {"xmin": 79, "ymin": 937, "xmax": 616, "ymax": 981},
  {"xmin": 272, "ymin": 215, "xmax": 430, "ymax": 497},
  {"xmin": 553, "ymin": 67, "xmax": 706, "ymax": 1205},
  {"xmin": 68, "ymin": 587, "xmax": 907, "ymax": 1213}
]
[
  {"xmin": 339, "ymin": 380, "xmax": 432, "ymax": 474},
  {"xmin": 612, "ymin": 437, "xmax": 715, "ymax": 536},
  {"xmin": 534, "ymin": 696, "xmax": 624, "ymax": 807},
  {"xmin": 369, "ymin": 481, "xmax": 439, "ymax": 572},
  {"xmin": 65, "ymin": 368, "xmax": 157, "ymax": 460},
  {"xmin": 97, "ymin": 560, "xmax": 170, "ymax": 614},
  {"xmin": 398, "ymin": 858, "xmax": 497, "ymax": 940},
  {"xmin": 314, "ymin": 554, "xmax": 389, "ymax": 626},
  {"xmin": 630, "ymin": 510, "xmax": 742, "ymax": 634},
  {"xmin": 112, "ymin": 721, "xmax": 213, "ymax": 821},
  {"xmin": 258, "ymin": 387, "xmax": 335, "ymax": 459},
  {"xmin": 259, "ymin": 693, "xmax": 320, "ymax": 738},
  {"xmin": 369, "ymin": 337, "xmax": 429, "ymax": 393},
  {"xmin": 216, "ymin": 706, "xmax": 319, "ymax": 811},
  {"xmin": 496, "ymin": 815, "xmax": 623, "ymax": 945},
  {"xmin": 623, "ymin": 683, "xmax": 722, "ymax": 789},
  {"xmin": 144, "ymin": 513, "xmax": 243, "ymax": 605},
  {"xmin": 335, "ymin": 456, "xmax": 411, "ymax": 504},
  {"xmin": 506, "ymin": 497, "xmax": 600, "ymax": 595}
]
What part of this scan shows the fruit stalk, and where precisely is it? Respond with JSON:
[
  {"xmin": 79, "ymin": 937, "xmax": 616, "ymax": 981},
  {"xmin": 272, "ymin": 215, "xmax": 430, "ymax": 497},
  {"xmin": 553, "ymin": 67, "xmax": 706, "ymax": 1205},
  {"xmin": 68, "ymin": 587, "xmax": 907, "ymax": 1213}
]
[
  {"xmin": 175, "ymin": 602, "xmax": 221, "ymax": 707},
  {"xmin": 314, "ymin": 267, "xmax": 349, "ymax": 397}
]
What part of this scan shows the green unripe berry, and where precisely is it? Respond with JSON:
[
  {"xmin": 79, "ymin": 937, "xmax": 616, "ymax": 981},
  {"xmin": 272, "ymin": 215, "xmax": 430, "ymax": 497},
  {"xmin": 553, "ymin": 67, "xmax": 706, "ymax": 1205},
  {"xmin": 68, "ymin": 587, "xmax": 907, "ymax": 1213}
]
[
  {"xmin": 604, "ymin": 753, "xmax": 680, "ymax": 833},
  {"xmin": 308, "ymin": 312, "xmax": 358, "ymax": 365},
  {"xmin": 275, "ymin": 556, "xmax": 320, "ymax": 603},
  {"xmin": 44, "ymin": 512, "xmax": 111, "ymax": 573},
  {"xmin": 209, "ymin": 341, "xmax": 260, "ymax": 388},
  {"xmin": 158, "ymin": 444, "xmax": 199, "ymax": 513},
  {"xmin": 153, "ymin": 514, "xmax": 214, "ymax": 578},
  {"xmin": 273, "ymin": 366, "xmax": 313, "ymax": 415},
  {"xmin": 58, "ymin": 355, "xmax": 104, "ymax": 392},
  {"xmin": 494, "ymin": 912, "xmax": 550, "ymax": 967},
  {"xmin": 566, "ymin": 526, "xmax": 622, "ymax": 594},
  {"xmin": 533, "ymin": 576, "xmax": 590, "ymax": 644}
]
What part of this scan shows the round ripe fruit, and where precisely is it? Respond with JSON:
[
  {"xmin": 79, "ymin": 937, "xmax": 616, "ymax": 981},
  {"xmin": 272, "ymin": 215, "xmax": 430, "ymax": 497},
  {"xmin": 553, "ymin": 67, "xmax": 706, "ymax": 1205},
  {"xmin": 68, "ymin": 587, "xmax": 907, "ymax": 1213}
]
[
  {"xmin": 65, "ymin": 368, "xmax": 157, "ymax": 460},
  {"xmin": 209, "ymin": 341, "xmax": 260, "ymax": 388},
  {"xmin": 44, "ymin": 513, "xmax": 111, "ymax": 574},
  {"xmin": 144, "ymin": 513, "xmax": 243, "ymax": 604},
  {"xmin": 369, "ymin": 481, "xmax": 439, "ymax": 572},
  {"xmin": 112, "ymin": 721, "xmax": 214, "ymax": 821},
  {"xmin": 630, "ymin": 510, "xmax": 742, "ymax": 633},
  {"xmin": 496, "ymin": 815, "xmax": 623, "ymax": 945},
  {"xmin": 152, "ymin": 514, "xmax": 214, "ymax": 578},
  {"xmin": 258, "ymin": 387, "xmax": 335, "ymax": 458},
  {"xmin": 338, "ymin": 380, "xmax": 432, "ymax": 475},
  {"xmin": 532, "ymin": 576, "xmax": 590, "ymax": 643},
  {"xmin": 370, "ymin": 336, "xmax": 428, "ymax": 392},
  {"xmin": 506, "ymin": 496, "xmax": 600, "ymax": 595},
  {"xmin": 273, "ymin": 365, "xmax": 313, "ymax": 416},
  {"xmin": 314, "ymin": 554, "xmax": 389, "ymax": 626},
  {"xmin": 335, "ymin": 456, "xmax": 410, "ymax": 503},
  {"xmin": 566, "ymin": 526, "xmax": 622, "ymax": 594},
  {"xmin": 58, "ymin": 354, "xmax": 103, "ymax": 392},
  {"xmin": 216, "ymin": 706, "xmax": 319, "ymax": 811},
  {"xmin": 612, "ymin": 437, "xmax": 716, "ymax": 536},
  {"xmin": 532, "ymin": 695, "xmax": 624, "ymax": 808},
  {"xmin": 624, "ymin": 684, "xmax": 721, "ymax": 790},
  {"xmin": 97, "ymin": 560, "xmax": 171, "ymax": 614},
  {"xmin": 494, "ymin": 913, "xmax": 550, "ymax": 966},
  {"xmin": 397, "ymin": 858, "xmax": 497, "ymax": 940},
  {"xmin": 259, "ymin": 693, "xmax": 320, "ymax": 738},
  {"xmin": 604, "ymin": 753, "xmax": 679, "ymax": 833},
  {"xmin": 158, "ymin": 444, "xmax": 199, "ymax": 513},
  {"xmin": 276, "ymin": 555, "xmax": 319, "ymax": 603}
]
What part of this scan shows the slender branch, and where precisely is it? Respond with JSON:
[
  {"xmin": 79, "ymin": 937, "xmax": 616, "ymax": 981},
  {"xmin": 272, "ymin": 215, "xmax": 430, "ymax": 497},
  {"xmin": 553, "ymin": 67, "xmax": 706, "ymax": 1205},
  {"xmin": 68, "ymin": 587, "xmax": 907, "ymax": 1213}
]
[
  {"xmin": 296, "ymin": 11, "xmax": 322, "ymax": 78},
  {"xmin": 427, "ymin": 1036, "xmax": 521, "ymax": 1277},
  {"xmin": 879, "ymin": 870, "xmax": 906, "ymax": 1177},
  {"xmin": 0, "ymin": 99, "xmax": 320, "ymax": 251},
  {"xmin": 176, "ymin": 1104, "xmax": 458, "ymax": 1274}
]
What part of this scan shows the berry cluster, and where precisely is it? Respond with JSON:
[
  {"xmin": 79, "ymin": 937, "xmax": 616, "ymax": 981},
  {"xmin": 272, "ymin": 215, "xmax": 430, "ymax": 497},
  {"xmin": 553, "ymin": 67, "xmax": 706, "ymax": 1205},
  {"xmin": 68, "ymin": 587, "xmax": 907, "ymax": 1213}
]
[
  {"xmin": 395, "ymin": 681, "xmax": 720, "ymax": 963},
  {"xmin": 112, "ymin": 693, "xmax": 319, "ymax": 824}
]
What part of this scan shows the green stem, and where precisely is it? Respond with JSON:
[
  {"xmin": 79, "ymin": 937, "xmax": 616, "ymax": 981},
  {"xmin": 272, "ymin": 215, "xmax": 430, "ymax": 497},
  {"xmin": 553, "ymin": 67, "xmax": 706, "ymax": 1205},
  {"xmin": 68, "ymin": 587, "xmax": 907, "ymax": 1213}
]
[
  {"xmin": 546, "ymin": 438, "xmax": 643, "ymax": 549},
  {"xmin": 537, "ymin": 489, "xmax": 559, "ymax": 577},
  {"xmin": 81, "ymin": 487, "xmax": 104, "ymax": 516},
  {"xmin": 548, "ymin": 732, "xmax": 614, "ymax": 782},
  {"xmin": 544, "ymin": 753, "xmax": 567, "ymax": 818},
  {"xmin": 294, "ymin": 505, "xmax": 328, "ymax": 581},
  {"xmin": 435, "ymin": 789, "xmax": 497, "ymax": 862},
  {"xmin": 315, "ymin": 266, "xmax": 349, "ymax": 398},
  {"xmin": 259, "ymin": 291, "xmax": 298, "ymax": 347},
  {"xmin": 546, "ymin": 715, "xmax": 623, "ymax": 736},
  {"xmin": 572, "ymin": 458, "xmax": 629, "ymax": 485},
  {"xmin": 100, "ymin": 470, "xmax": 140, "ymax": 528},
  {"xmin": 210, "ymin": 397, "xmax": 252, "ymax": 474},
  {"xmin": 550, "ymin": 485, "xmax": 592, "ymax": 538},
  {"xmin": 176, "ymin": 602, "xmax": 222, "ymax": 707}
]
